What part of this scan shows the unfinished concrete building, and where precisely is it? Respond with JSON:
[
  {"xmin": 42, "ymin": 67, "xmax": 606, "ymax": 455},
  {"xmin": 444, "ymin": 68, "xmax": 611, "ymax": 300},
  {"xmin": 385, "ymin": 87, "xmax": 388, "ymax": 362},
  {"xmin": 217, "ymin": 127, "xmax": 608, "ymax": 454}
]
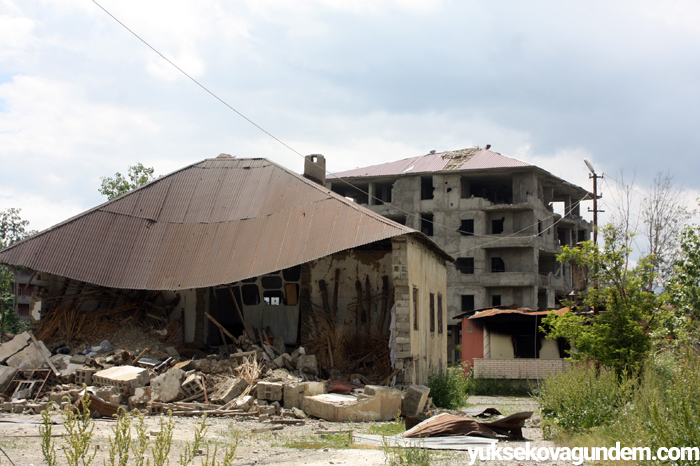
[{"xmin": 327, "ymin": 147, "xmax": 592, "ymax": 362}]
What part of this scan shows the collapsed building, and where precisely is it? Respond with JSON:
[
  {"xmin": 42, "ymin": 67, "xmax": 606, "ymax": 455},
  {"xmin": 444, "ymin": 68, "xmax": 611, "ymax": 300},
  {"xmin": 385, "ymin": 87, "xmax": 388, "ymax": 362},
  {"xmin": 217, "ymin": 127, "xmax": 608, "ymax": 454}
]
[
  {"xmin": 0, "ymin": 154, "xmax": 452, "ymax": 386},
  {"xmin": 326, "ymin": 147, "xmax": 592, "ymax": 362}
]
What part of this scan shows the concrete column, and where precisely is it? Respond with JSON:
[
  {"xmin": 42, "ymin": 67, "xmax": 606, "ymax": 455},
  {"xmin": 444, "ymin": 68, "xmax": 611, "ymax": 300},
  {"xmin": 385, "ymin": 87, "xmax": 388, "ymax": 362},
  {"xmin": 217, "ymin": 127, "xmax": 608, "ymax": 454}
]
[{"xmin": 368, "ymin": 182, "xmax": 376, "ymax": 205}]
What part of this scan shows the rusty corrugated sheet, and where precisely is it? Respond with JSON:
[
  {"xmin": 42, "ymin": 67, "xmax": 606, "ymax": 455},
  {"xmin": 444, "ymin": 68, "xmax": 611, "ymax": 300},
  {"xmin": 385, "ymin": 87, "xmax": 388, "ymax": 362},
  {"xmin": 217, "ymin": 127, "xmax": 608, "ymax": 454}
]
[
  {"xmin": 469, "ymin": 307, "xmax": 569, "ymax": 319},
  {"xmin": 328, "ymin": 148, "xmax": 531, "ymax": 179},
  {"xmin": 0, "ymin": 157, "xmax": 450, "ymax": 290}
]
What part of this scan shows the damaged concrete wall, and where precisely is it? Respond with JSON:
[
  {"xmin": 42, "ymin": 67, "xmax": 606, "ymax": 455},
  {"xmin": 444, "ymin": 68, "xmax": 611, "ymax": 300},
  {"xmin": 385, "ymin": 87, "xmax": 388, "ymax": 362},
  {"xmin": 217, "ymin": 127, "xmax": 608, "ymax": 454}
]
[
  {"xmin": 392, "ymin": 235, "xmax": 448, "ymax": 385},
  {"xmin": 307, "ymin": 249, "xmax": 393, "ymax": 332}
]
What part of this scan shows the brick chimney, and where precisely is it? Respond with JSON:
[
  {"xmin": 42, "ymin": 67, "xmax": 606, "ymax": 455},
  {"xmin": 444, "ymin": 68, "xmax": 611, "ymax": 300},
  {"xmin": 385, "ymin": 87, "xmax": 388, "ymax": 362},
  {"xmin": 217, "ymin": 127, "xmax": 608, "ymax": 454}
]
[{"xmin": 303, "ymin": 154, "xmax": 326, "ymax": 185}]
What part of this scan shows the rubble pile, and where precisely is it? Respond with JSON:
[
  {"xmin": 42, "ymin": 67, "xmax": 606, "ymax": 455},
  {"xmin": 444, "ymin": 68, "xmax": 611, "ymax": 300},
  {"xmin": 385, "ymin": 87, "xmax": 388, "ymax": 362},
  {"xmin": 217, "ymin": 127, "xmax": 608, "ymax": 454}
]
[{"xmin": 0, "ymin": 331, "xmax": 431, "ymax": 424}]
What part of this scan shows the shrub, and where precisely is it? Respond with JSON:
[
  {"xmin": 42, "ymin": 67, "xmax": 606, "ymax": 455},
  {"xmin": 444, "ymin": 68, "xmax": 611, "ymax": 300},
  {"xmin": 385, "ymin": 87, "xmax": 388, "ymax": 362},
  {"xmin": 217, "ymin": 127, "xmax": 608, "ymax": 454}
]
[
  {"xmin": 537, "ymin": 364, "xmax": 635, "ymax": 438},
  {"xmin": 427, "ymin": 365, "xmax": 469, "ymax": 409}
]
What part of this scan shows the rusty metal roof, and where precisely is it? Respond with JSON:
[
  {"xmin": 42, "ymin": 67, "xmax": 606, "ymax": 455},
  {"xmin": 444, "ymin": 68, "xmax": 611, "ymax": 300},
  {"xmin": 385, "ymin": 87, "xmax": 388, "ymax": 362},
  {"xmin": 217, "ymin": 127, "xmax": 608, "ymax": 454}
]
[
  {"xmin": 0, "ymin": 157, "xmax": 451, "ymax": 290},
  {"xmin": 452, "ymin": 305, "xmax": 570, "ymax": 320},
  {"xmin": 328, "ymin": 148, "xmax": 531, "ymax": 179},
  {"xmin": 469, "ymin": 307, "xmax": 569, "ymax": 320}
]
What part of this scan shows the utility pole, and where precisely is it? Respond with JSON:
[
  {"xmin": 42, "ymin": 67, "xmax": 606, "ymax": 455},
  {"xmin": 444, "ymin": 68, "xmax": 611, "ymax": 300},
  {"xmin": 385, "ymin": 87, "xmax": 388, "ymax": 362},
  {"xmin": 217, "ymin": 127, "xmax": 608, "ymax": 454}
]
[{"xmin": 584, "ymin": 159, "xmax": 604, "ymax": 245}]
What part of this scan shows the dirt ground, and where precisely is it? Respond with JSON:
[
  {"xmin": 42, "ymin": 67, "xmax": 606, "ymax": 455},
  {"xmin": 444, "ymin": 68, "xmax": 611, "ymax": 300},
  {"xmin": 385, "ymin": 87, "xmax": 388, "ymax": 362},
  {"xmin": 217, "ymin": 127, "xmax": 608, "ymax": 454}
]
[{"xmin": 0, "ymin": 396, "xmax": 576, "ymax": 466}]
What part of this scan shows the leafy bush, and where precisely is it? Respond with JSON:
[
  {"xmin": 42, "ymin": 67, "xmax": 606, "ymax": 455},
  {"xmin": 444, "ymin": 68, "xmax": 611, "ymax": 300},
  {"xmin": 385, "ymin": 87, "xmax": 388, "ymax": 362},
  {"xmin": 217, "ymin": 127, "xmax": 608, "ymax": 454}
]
[
  {"xmin": 427, "ymin": 366, "xmax": 469, "ymax": 409},
  {"xmin": 537, "ymin": 364, "xmax": 635, "ymax": 438}
]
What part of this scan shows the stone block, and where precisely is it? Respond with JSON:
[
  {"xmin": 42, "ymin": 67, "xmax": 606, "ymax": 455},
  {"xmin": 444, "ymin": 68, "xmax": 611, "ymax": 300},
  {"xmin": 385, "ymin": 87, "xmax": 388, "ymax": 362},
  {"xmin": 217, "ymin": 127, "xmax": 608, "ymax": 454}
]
[
  {"xmin": 257, "ymin": 404, "xmax": 276, "ymax": 415},
  {"xmin": 257, "ymin": 381, "xmax": 283, "ymax": 402},
  {"xmin": 296, "ymin": 355, "xmax": 318, "ymax": 376},
  {"xmin": 231, "ymin": 395, "xmax": 254, "ymax": 411},
  {"xmin": 164, "ymin": 346, "xmax": 180, "ymax": 359},
  {"xmin": 211, "ymin": 377, "xmax": 248, "ymax": 404},
  {"xmin": 129, "ymin": 387, "xmax": 151, "ymax": 406},
  {"xmin": 70, "ymin": 354, "xmax": 87, "ymax": 365},
  {"xmin": 283, "ymin": 381, "xmax": 325, "ymax": 409},
  {"xmin": 6, "ymin": 339, "xmax": 51, "ymax": 370},
  {"xmin": 150, "ymin": 367, "xmax": 185, "ymax": 402},
  {"xmin": 0, "ymin": 332, "xmax": 30, "ymax": 363},
  {"xmin": 401, "ymin": 384, "xmax": 430, "ymax": 417},
  {"xmin": 92, "ymin": 366, "xmax": 150, "ymax": 395}
]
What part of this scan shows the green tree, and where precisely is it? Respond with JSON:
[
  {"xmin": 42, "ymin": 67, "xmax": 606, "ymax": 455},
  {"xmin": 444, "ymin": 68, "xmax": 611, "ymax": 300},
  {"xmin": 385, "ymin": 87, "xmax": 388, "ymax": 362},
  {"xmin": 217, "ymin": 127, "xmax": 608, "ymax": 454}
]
[
  {"xmin": 99, "ymin": 163, "xmax": 157, "ymax": 200},
  {"xmin": 0, "ymin": 208, "xmax": 36, "ymax": 334},
  {"xmin": 543, "ymin": 224, "xmax": 661, "ymax": 375},
  {"xmin": 662, "ymin": 215, "xmax": 700, "ymax": 346}
]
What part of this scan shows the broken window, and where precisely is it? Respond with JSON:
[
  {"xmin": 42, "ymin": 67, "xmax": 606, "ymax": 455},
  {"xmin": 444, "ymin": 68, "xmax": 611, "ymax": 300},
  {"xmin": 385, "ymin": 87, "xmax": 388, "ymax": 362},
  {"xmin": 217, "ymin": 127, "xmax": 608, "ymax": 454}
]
[
  {"xmin": 241, "ymin": 284, "xmax": 260, "ymax": 305},
  {"xmin": 458, "ymin": 219, "xmax": 474, "ymax": 236},
  {"xmin": 413, "ymin": 287, "xmax": 419, "ymax": 331},
  {"xmin": 282, "ymin": 265, "xmax": 301, "ymax": 282},
  {"xmin": 461, "ymin": 295, "xmax": 475, "ymax": 313},
  {"xmin": 538, "ymin": 220, "xmax": 543, "ymax": 236},
  {"xmin": 468, "ymin": 178, "xmax": 513, "ymax": 204},
  {"xmin": 492, "ymin": 295, "xmax": 501, "ymax": 306},
  {"xmin": 430, "ymin": 293, "xmax": 435, "ymax": 332},
  {"xmin": 421, "ymin": 213, "xmax": 434, "ymax": 236},
  {"xmin": 387, "ymin": 214, "xmax": 407, "ymax": 225},
  {"xmin": 513, "ymin": 335, "xmax": 540, "ymax": 358},
  {"xmin": 492, "ymin": 217, "xmax": 505, "ymax": 234},
  {"xmin": 455, "ymin": 258, "xmax": 475, "ymax": 274},
  {"xmin": 263, "ymin": 290, "xmax": 284, "ymax": 305},
  {"xmin": 438, "ymin": 293, "xmax": 443, "ymax": 334},
  {"xmin": 421, "ymin": 176, "xmax": 434, "ymax": 200},
  {"xmin": 491, "ymin": 257, "xmax": 505, "ymax": 273},
  {"xmin": 261, "ymin": 275, "xmax": 282, "ymax": 289}
]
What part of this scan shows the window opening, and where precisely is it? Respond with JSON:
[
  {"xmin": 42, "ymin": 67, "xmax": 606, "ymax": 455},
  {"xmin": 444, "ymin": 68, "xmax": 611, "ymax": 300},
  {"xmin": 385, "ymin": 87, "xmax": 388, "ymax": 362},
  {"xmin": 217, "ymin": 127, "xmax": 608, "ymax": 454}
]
[
  {"xmin": 421, "ymin": 213, "xmax": 434, "ymax": 236},
  {"xmin": 421, "ymin": 176, "xmax": 434, "ymax": 200},
  {"xmin": 241, "ymin": 284, "xmax": 260, "ymax": 305},
  {"xmin": 491, "ymin": 257, "xmax": 505, "ymax": 273},
  {"xmin": 413, "ymin": 287, "xmax": 419, "ymax": 330},
  {"xmin": 455, "ymin": 258, "xmax": 475, "ymax": 274},
  {"xmin": 458, "ymin": 219, "xmax": 474, "ymax": 236},
  {"xmin": 492, "ymin": 217, "xmax": 505, "ymax": 234}
]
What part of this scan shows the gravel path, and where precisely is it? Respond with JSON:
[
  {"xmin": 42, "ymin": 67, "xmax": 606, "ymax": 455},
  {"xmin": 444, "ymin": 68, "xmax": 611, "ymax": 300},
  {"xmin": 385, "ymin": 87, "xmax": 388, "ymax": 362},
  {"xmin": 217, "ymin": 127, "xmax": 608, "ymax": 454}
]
[{"xmin": 0, "ymin": 396, "xmax": 580, "ymax": 466}]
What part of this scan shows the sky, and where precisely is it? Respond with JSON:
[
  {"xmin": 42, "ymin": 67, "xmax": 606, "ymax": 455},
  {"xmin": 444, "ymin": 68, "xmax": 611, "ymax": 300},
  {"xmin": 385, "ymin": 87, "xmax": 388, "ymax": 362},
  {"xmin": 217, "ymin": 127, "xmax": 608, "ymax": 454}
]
[{"xmin": 1, "ymin": 0, "xmax": 700, "ymax": 234}]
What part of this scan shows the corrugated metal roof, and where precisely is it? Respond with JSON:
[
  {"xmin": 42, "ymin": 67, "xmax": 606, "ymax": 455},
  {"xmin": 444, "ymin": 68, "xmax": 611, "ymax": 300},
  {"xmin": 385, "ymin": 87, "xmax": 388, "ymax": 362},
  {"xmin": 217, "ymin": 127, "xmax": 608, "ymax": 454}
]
[
  {"xmin": 0, "ymin": 157, "xmax": 451, "ymax": 290},
  {"xmin": 469, "ymin": 307, "xmax": 569, "ymax": 320},
  {"xmin": 328, "ymin": 148, "xmax": 531, "ymax": 179}
]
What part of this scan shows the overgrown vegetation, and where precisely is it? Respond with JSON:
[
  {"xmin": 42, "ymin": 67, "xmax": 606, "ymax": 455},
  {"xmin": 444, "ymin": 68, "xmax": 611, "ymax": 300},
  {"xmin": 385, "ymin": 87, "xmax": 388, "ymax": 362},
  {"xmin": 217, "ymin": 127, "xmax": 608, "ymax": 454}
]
[
  {"xmin": 538, "ymin": 351, "xmax": 700, "ymax": 464},
  {"xmin": 427, "ymin": 365, "xmax": 470, "ymax": 409},
  {"xmin": 39, "ymin": 392, "xmax": 238, "ymax": 466},
  {"xmin": 537, "ymin": 364, "xmax": 635, "ymax": 438}
]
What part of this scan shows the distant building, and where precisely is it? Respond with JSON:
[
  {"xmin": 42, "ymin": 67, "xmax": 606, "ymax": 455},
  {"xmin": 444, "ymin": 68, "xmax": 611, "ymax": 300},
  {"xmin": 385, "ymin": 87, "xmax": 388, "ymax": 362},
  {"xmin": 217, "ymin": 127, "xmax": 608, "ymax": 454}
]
[
  {"xmin": 10, "ymin": 268, "xmax": 37, "ymax": 321},
  {"xmin": 327, "ymin": 147, "xmax": 592, "ymax": 362}
]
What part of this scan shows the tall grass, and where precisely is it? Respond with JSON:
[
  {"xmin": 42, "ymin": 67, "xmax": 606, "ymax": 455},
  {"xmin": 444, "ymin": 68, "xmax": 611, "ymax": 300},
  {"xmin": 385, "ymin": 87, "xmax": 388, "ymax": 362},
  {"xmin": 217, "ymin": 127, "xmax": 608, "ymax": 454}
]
[
  {"xmin": 537, "ymin": 364, "xmax": 635, "ymax": 438},
  {"xmin": 538, "ymin": 351, "xmax": 700, "ymax": 465}
]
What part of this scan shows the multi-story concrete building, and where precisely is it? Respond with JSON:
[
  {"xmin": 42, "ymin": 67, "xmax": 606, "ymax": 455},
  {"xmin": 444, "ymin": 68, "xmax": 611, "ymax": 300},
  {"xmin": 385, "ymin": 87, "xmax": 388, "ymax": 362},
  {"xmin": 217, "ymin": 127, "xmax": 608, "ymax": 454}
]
[{"xmin": 327, "ymin": 147, "xmax": 593, "ymax": 361}]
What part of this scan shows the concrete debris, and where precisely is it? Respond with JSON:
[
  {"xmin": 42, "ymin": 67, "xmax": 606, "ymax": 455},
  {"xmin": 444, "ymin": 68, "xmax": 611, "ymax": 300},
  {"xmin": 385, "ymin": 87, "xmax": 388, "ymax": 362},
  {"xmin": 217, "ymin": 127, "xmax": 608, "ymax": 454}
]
[{"xmin": 0, "ymin": 332, "xmax": 438, "ymax": 424}]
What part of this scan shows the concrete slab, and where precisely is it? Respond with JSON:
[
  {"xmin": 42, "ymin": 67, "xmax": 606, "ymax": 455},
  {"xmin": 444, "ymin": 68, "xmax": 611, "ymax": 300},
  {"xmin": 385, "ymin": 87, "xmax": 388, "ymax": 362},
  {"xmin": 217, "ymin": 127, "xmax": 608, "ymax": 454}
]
[
  {"xmin": 0, "ymin": 366, "xmax": 17, "ymax": 392},
  {"xmin": 303, "ymin": 386, "xmax": 403, "ymax": 422},
  {"xmin": 6, "ymin": 338, "xmax": 51, "ymax": 370},
  {"xmin": 283, "ymin": 381, "xmax": 326, "ymax": 409},
  {"xmin": 0, "ymin": 332, "xmax": 30, "ymax": 363},
  {"xmin": 401, "ymin": 384, "xmax": 430, "ymax": 417}
]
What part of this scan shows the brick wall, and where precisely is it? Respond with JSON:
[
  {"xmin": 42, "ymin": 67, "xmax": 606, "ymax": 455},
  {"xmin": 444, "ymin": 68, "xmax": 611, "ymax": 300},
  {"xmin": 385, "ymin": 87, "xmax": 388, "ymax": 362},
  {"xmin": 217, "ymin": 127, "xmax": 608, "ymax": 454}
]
[{"xmin": 473, "ymin": 358, "xmax": 567, "ymax": 379}]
